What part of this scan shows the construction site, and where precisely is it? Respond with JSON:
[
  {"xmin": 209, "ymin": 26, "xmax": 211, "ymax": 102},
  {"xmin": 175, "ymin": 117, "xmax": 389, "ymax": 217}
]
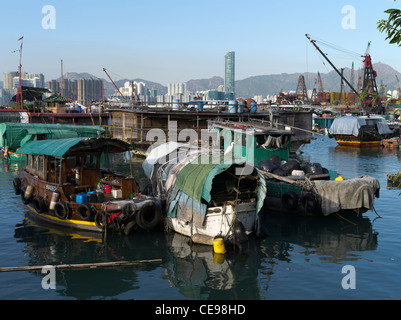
[{"xmin": 276, "ymin": 34, "xmax": 401, "ymax": 114}]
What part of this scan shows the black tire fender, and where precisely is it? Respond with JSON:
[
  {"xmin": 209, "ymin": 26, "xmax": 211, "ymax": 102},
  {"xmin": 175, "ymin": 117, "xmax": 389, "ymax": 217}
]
[
  {"xmin": 300, "ymin": 192, "xmax": 319, "ymax": 213},
  {"xmin": 32, "ymin": 196, "xmax": 47, "ymax": 213},
  {"xmin": 13, "ymin": 178, "xmax": 21, "ymax": 195},
  {"xmin": 281, "ymin": 191, "xmax": 299, "ymax": 210},
  {"xmin": 54, "ymin": 201, "xmax": 70, "ymax": 219},
  {"xmin": 135, "ymin": 201, "xmax": 162, "ymax": 230},
  {"xmin": 94, "ymin": 211, "xmax": 106, "ymax": 229},
  {"xmin": 77, "ymin": 203, "xmax": 95, "ymax": 221}
]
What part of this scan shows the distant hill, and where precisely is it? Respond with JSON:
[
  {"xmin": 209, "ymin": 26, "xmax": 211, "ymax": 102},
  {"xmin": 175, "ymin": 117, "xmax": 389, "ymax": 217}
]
[
  {"xmin": 47, "ymin": 62, "xmax": 401, "ymax": 99},
  {"xmin": 236, "ymin": 62, "xmax": 401, "ymax": 97}
]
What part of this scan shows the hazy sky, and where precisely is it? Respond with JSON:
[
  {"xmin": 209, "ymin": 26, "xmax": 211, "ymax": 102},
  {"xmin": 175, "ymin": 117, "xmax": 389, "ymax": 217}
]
[{"xmin": 1, "ymin": 0, "xmax": 401, "ymax": 85}]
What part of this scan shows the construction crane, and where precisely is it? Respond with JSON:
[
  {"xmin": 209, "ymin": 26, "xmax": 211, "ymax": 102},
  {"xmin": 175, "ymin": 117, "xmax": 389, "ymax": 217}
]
[
  {"xmin": 295, "ymin": 75, "xmax": 308, "ymax": 101},
  {"xmin": 102, "ymin": 68, "xmax": 127, "ymax": 101},
  {"xmin": 305, "ymin": 34, "xmax": 381, "ymax": 110}
]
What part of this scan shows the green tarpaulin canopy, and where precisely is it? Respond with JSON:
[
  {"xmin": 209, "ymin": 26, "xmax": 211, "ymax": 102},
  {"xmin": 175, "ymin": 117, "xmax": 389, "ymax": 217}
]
[{"xmin": 16, "ymin": 137, "xmax": 132, "ymax": 158}]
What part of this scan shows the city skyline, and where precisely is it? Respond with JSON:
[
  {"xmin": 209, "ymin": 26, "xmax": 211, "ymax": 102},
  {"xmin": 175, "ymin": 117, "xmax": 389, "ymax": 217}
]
[{"xmin": 1, "ymin": 1, "xmax": 401, "ymax": 86}]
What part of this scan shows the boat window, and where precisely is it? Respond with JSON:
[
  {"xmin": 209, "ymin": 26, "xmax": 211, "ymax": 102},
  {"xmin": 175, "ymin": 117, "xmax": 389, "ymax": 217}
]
[
  {"xmin": 33, "ymin": 156, "xmax": 38, "ymax": 171},
  {"xmin": 84, "ymin": 154, "xmax": 97, "ymax": 169},
  {"xmin": 242, "ymin": 133, "xmax": 247, "ymax": 147},
  {"xmin": 27, "ymin": 155, "xmax": 32, "ymax": 168},
  {"xmin": 38, "ymin": 157, "xmax": 44, "ymax": 174}
]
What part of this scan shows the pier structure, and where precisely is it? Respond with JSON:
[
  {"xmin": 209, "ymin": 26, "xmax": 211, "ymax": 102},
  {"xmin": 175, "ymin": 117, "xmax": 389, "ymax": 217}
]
[{"xmin": 105, "ymin": 105, "xmax": 313, "ymax": 154}]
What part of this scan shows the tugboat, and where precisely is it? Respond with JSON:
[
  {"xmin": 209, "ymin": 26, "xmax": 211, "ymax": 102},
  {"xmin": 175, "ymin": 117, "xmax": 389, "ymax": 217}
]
[{"xmin": 13, "ymin": 137, "xmax": 161, "ymax": 234}]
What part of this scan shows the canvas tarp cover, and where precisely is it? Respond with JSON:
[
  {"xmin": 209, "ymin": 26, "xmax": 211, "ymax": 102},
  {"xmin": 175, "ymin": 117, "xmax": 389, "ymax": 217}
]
[
  {"xmin": 315, "ymin": 175, "xmax": 380, "ymax": 215},
  {"xmin": 329, "ymin": 116, "xmax": 393, "ymax": 136},
  {"xmin": 328, "ymin": 116, "xmax": 366, "ymax": 137},
  {"xmin": 167, "ymin": 155, "xmax": 267, "ymax": 227},
  {"xmin": 173, "ymin": 154, "xmax": 232, "ymax": 203}
]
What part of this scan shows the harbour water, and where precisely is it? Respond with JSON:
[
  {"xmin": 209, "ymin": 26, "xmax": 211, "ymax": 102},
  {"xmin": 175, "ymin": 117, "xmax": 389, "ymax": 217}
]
[{"xmin": 1, "ymin": 135, "xmax": 401, "ymax": 300}]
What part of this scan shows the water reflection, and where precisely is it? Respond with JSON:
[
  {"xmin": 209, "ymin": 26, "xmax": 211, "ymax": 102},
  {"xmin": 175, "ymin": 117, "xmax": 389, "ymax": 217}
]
[
  {"xmin": 163, "ymin": 232, "xmax": 264, "ymax": 300},
  {"xmin": 261, "ymin": 210, "xmax": 378, "ymax": 263}
]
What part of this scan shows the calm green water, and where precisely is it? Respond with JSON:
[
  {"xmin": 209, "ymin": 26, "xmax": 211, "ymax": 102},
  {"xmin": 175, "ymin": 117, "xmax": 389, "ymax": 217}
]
[{"xmin": 1, "ymin": 135, "xmax": 401, "ymax": 300}]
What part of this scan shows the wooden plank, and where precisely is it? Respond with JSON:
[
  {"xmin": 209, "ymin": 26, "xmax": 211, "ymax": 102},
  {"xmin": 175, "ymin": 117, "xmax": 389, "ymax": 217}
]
[
  {"xmin": 258, "ymin": 169, "xmax": 297, "ymax": 184},
  {"xmin": 0, "ymin": 259, "xmax": 162, "ymax": 272}
]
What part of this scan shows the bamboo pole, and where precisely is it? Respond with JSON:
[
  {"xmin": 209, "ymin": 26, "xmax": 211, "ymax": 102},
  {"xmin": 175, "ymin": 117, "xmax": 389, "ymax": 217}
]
[{"xmin": 0, "ymin": 259, "xmax": 162, "ymax": 272}]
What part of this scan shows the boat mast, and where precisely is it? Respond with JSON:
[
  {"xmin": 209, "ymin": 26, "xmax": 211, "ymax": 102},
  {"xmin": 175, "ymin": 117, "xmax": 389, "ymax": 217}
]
[{"xmin": 17, "ymin": 36, "xmax": 24, "ymax": 109}]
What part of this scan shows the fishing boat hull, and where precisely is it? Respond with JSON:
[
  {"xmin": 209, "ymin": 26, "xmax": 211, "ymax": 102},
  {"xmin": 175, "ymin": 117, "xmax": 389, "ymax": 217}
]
[
  {"xmin": 332, "ymin": 134, "xmax": 381, "ymax": 147},
  {"xmin": 166, "ymin": 201, "xmax": 257, "ymax": 245}
]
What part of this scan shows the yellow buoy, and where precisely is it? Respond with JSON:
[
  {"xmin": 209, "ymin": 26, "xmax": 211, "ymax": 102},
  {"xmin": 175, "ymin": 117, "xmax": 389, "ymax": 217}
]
[
  {"xmin": 213, "ymin": 237, "xmax": 226, "ymax": 254},
  {"xmin": 335, "ymin": 176, "xmax": 344, "ymax": 181}
]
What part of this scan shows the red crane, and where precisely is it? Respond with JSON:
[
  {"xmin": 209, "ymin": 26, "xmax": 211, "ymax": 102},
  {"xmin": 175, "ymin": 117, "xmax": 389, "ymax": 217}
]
[{"xmin": 103, "ymin": 68, "xmax": 127, "ymax": 101}]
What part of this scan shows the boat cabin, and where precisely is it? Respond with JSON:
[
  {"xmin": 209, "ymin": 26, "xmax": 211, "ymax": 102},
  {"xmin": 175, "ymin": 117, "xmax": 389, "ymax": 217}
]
[
  {"xmin": 208, "ymin": 120, "xmax": 294, "ymax": 167},
  {"xmin": 17, "ymin": 137, "xmax": 139, "ymax": 206}
]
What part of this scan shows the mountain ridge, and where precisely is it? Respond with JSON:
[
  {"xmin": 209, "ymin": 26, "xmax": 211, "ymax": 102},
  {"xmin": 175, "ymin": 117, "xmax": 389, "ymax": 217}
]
[{"xmin": 48, "ymin": 62, "xmax": 401, "ymax": 98}]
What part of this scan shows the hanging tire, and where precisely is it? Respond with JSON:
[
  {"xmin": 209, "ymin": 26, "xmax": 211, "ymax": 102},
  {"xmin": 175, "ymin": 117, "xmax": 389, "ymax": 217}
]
[
  {"xmin": 54, "ymin": 201, "xmax": 70, "ymax": 219},
  {"xmin": 232, "ymin": 220, "xmax": 248, "ymax": 244},
  {"xmin": 94, "ymin": 211, "xmax": 106, "ymax": 229},
  {"xmin": 122, "ymin": 202, "xmax": 136, "ymax": 218},
  {"xmin": 281, "ymin": 191, "xmax": 299, "ymax": 210},
  {"xmin": 123, "ymin": 220, "xmax": 138, "ymax": 235},
  {"xmin": 13, "ymin": 178, "xmax": 21, "ymax": 195},
  {"xmin": 135, "ymin": 201, "xmax": 162, "ymax": 230},
  {"xmin": 300, "ymin": 192, "xmax": 319, "ymax": 213},
  {"xmin": 77, "ymin": 203, "xmax": 95, "ymax": 221},
  {"xmin": 32, "ymin": 196, "xmax": 47, "ymax": 213}
]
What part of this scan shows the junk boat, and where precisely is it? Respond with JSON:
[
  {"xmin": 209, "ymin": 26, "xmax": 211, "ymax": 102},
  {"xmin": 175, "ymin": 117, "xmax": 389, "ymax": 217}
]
[
  {"xmin": 328, "ymin": 115, "xmax": 396, "ymax": 147},
  {"xmin": 142, "ymin": 142, "xmax": 267, "ymax": 246},
  {"xmin": 209, "ymin": 120, "xmax": 380, "ymax": 217},
  {"xmin": 13, "ymin": 137, "xmax": 161, "ymax": 234}
]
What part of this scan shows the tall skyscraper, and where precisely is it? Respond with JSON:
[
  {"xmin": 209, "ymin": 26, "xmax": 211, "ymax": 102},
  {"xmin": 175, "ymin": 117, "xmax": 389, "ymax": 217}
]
[
  {"xmin": 224, "ymin": 51, "xmax": 235, "ymax": 99},
  {"xmin": 3, "ymin": 72, "xmax": 18, "ymax": 89}
]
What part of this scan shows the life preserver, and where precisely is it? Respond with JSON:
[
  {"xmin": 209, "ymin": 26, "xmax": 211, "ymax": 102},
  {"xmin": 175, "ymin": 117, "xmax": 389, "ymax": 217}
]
[
  {"xmin": 300, "ymin": 192, "xmax": 319, "ymax": 214},
  {"xmin": 54, "ymin": 201, "xmax": 70, "ymax": 219},
  {"xmin": 135, "ymin": 200, "xmax": 162, "ymax": 230},
  {"xmin": 77, "ymin": 203, "xmax": 95, "ymax": 221},
  {"xmin": 281, "ymin": 191, "xmax": 299, "ymax": 210},
  {"xmin": 32, "ymin": 196, "xmax": 47, "ymax": 213},
  {"xmin": 13, "ymin": 177, "xmax": 21, "ymax": 195}
]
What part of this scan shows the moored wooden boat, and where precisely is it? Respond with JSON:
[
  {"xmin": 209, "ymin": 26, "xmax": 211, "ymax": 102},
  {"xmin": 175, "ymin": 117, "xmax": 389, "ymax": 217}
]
[
  {"xmin": 13, "ymin": 137, "xmax": 162, "ymax": 234},
  {"xmin": 328, "ymin": 115, "xmax": 396, "ymax": 147}
]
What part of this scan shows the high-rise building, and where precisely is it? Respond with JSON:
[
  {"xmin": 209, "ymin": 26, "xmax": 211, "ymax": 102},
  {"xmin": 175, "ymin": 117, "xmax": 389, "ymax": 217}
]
[
  {"xmin": 224, "ymin": 51, "xmax": 235, "ymax": 99},
  {"xmin": 77, "ymin": 78, "xmax": 103, "ymax": 105},
  {"xmin": 168, "ymin": 83, "xmax": 187, "ymax": 96},
  {"xmin": 3, "ymin": 72, "xmax": 18, "ymax": 89}
]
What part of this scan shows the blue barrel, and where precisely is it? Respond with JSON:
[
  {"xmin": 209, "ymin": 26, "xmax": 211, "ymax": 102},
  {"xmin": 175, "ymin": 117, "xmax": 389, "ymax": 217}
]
[
  {"xmin": 76, "ymin": 192, "xmax": 88, "ymax": 203},
  {"xmin": 250, "ymin": 102, "xmax": 257, "ymax": 113},
  {"xmin": 197, "ymin": 101, "xmax": 204, "ymax": 111},
  {"xmin": 228, "ymin": 100, "xmax": 238, "ymax": 113},
  {"xmin": 238, "ymin": 101, "xmax": 245, "ymax": 113},
  {"xmin": 77, "ymin": 106, "xmax": 82, "ymax": 113}
]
